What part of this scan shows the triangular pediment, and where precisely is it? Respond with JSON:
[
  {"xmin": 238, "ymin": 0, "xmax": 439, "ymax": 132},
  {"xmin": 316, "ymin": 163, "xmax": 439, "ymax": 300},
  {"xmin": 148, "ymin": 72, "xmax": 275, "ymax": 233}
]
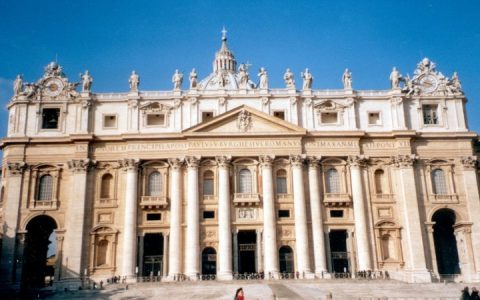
[{"xmin": 183, "ymin": 105, "xmax": 306, "ymax": 136}]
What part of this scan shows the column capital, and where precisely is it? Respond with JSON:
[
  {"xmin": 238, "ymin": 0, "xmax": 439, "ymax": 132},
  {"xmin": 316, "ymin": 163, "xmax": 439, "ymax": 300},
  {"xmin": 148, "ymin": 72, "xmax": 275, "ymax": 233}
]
[
  {"xmin": 67, "ymin": 158, "xmax": 96, "ymax": 173},
  {"xmin": 347, "ymin": 155, "xmax": 368, "ymax": 168},
  {"xmin": 259, "ymin": 155, "xmax": 275, "ymax": 168},
  {"xmin": 460, "ymin": 156, "xmax": 477, "ymax": 170},
  {"xmin": 392, "ymin": 154, "xmax": 417, "ymax": 168},
  {"xmin": 289, "ymin": 154, "xmax": 306, "ymax": 167},
  {"xmin": 307, "ymin": 156, "xmax": 321, "ymax": 168},
  {"xmin": 6, "ymin": 161, "xmax": 27, "ymax": 176},
  {"xmin": 215, "ymin": 155, "xmax": 232, "ymax": 168},
  {"xmin": 185, "ymin": 156, "xmax": 201, "ymax": 168},
  {"xmin": 168, "ymin": 157, "xmax": 185, "ymax": 170},
  {"xmin": 120, "ymin": 158, "xmax": 140, "ymax": 171}
]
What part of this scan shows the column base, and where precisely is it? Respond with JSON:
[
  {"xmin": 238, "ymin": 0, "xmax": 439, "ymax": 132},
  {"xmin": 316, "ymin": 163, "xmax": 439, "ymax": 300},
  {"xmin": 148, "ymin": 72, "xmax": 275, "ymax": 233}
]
[{"xmin": 216, "ymin": 272, "xmax": 233, "ymax": 281}]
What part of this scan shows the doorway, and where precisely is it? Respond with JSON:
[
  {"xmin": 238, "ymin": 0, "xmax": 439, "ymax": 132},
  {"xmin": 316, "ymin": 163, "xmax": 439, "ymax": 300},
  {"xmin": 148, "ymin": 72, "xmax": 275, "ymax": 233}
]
[
  {"xmin": 201, "ymin": 247, "xmax": 217, "ymax": 275},
  {"xmin": 432, "ymin": 209, "xmax": 460, "ymax": 275},
  {"xmin": 142, "ymin": 233, "xmax": 163, "ymax": 277},
  {"xmin": 329, "ymin": 230, "xmax": 349, "ymax": 273},
  {"xmin": 279, "ymin": 245, "xmax": 294, "ymax": 273},
  {"xmin": 237, "ymin": 230, "xmax": 256, "ymax": 274}
]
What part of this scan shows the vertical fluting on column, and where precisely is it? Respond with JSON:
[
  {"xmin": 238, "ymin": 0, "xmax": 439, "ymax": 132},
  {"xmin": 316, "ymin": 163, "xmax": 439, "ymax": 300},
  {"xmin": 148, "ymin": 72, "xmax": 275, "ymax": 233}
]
[
  {"xmin": 162, "ymin": 233, "xmax": 169, "ymax": 276},
  {"xmin": 290, "ymin": 155, "xmax": 312, "ymax": 277},
  {"xmin": 259, "ymin": 155, "xmax": 279, "ymax": 278},
  {"xmin": 216, "ymin": 155, "xmax": 233, "ymax": 280},
  {"xmin": 348, "ymin": 155, "xmax": 372, "ymax": 271},
  {"xmin": 121, "ymin": 158, "xmax": 139, "ymax": 278},
  {"xmin": 168, "ymin": 158, "xmax": 184, "ymax": 279},
  {"xmin": 307, "ymin": 156, "xmax": 328, "ymax": 276},
  {"xmin": 185, "ymin": 156, "xmax": 200, "ymax": 279}
]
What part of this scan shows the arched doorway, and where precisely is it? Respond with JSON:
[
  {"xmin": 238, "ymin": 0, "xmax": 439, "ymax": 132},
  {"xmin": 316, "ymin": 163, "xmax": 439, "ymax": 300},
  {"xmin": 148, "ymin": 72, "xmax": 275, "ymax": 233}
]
[
  {"xmin": 201, "ymin": 247, "xmax": 217, "ymax": 275},
  {"xmin": 279, "ymin": 246, "xmax": 294, "ymax": 273},
  {"xmin": 22, "ymin": 215, "xmax": 57, "ymax": 289},
  {"xmin": 432, "ymin": 209, "xmax": 460, "ymax": 275}
]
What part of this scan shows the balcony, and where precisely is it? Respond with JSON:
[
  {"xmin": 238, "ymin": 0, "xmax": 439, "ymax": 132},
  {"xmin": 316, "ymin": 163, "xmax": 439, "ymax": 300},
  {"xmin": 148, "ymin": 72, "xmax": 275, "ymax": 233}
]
[
  {"xmin": 430, "ymin": 194, "xmax": 459, "ymax": 203},
  {"xmin": 31, "ymin": 200, "xmax": 58, "ymax": 210},
  {"xmin": 202, "ymin": 195, "xmax": 216, "ymax": 202},
  {"xmin": 233, "ymin": 193, "xmax": 261, "ymax": 206},
  {"xmin": 276, "ymin": 193, "xmax": 293, "ymax": 202},
  {"xmin": 140, "ymin": 196, "xmax": 168, "ymax": 209},
  {"xmin": 96, "ymin": 198, "xmax": 118, "ymax": 208},
  {"xmin": 323, "ymin": 193, "xmax": 351, "ymax": 207}
]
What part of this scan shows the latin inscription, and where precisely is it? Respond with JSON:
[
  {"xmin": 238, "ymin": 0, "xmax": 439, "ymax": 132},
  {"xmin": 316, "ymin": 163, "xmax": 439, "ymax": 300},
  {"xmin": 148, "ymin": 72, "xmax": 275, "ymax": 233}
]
[{"xmin": 305, "ymin": 140, "xmax": 359, "ymax": 149}]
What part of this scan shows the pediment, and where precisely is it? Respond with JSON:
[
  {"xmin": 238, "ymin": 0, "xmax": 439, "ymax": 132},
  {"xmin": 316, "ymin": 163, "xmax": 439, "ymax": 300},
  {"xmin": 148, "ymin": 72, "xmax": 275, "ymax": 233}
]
[
  {"xmin": 183, "ymin": 105, "xmax": 306, "ymax": 136},
  {"xmin": 314, "ymin": 100, "xmax": 346, "ymax": 111}
]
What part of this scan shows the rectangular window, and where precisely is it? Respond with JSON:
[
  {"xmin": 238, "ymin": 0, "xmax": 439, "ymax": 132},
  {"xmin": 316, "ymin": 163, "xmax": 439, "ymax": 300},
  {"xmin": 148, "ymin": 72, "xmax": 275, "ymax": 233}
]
[
  {"xmin": 41, "ymin": 108, "xmax": 60, "ymax": 129},
  {"xmin": 330, "ymin": 210, "xmax": 344, "ymax": 218},
  {"xmin": 202, "ymin": 111, "xmax": 214, "ymax": 122},
  {"xmin": 203, "ymin": 210, "xmax": 215, "ymax": 219},
  {"xmin": 368, "ymin": 112, "xmax": 381, "ymax": 125},
  {"xmin": 146, "ymin": 113, "xmax": 165, "ymax": 126},
  {"xmin": 278, "ymin": 209, "xmax": 290, "ymax": 218},
  {"xmin": 103, "ymin": 115, "xmax": 117, "ymax": 128},
  {"xmin": 423, "ymin": 105, "xmax": 438, "ymax": 125},
  {"xmin": 273, "ymin": 111, "xmax": 285, "ymax": 120},
  {"xmin": 276, "ymin": 177, "xmax": 287, "ymax": 194},
  {"xmin": 203, "ymin": 178, "xmax": 214, "ymax": 195},
  {"xmin": 321, "ymin": 112, "xmax": 338, "ymax": 124},
  {"xmin": 146, "ymin": 213, "xmax": 161, "ymax": 221}
]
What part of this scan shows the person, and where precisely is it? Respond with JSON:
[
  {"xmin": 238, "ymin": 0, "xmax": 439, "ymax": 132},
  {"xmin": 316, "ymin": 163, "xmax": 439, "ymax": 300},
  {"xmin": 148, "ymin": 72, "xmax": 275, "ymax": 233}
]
[
  {"xmin": 81, "ymin": 70, "xmax": 93, "ymax": 92},
  {"xmin": 460, "ymin": 286, "xmax": 470, "ymax": 300},
  {"xmin": 129, "ymin": 71, "xmax": 140, "ymax": 92},
  {"xmin": 283, "ymin": 68, "xmax": 295, "ymax": 88},
  {"xmin": 234, "ymin": 287, "xmax": 244, "ymax": 300},
  {"xmin": 389, "ymin": 67, "xmax": 400, "ymax": 89},
  {"xmin": 172, "ymin": 69, "xmax": 183, "ymax": 90},
  {"xmin": 258, "ymin": 67, "xmax": 268, "ymax": 89},
  {"xmin": 13, "ymin": 74, "xmax": 23, "ymax": 96},
  {"xmin": 342, "ymin": 68, "xmax": 352, "ymax": 89},
  {"xmin": 238, "ymin": 64, "xmax": 249, "ymax": 88},
  {"xmin": 189, "ymin": 68, "xmax": 198, "ymax": 89},
  {"xmin": 471, "ymin": 287, "xmax": 480, "ymax": 300},
  {"xmin": 301, "ymin": 68, "xmax": 313, "ymax": 90}
]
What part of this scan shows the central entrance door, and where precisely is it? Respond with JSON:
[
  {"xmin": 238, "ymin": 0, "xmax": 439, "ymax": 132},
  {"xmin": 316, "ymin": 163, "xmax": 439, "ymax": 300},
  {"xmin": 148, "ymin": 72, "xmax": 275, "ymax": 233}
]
[
  {"xmin": 142, "ymin": 233, "xmax": 163, "ymax": 276},
  {"xmin": 238, "ymin": 230, "xmax": 257, "ymax": 274},
  {"xmin": 329, "ymin": 230, "xmax": 349, "ymax": 273},
  {"xmin": 201, "ymin": 247, "xmax": 217, "ymax": 275}
]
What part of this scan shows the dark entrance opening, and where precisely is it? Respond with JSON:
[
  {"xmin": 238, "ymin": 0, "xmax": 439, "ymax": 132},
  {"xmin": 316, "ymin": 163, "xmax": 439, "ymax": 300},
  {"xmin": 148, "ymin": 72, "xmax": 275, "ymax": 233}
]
[
  {"xmin": 279, "ymin": 245, "xmax": 294, "ymax": 273},
  {"xmin": 22, "ymin": 215, "xmax": 57, "ymax": 289},
  {"xmin": 238, "ymin": 230, "xmax": 256, "ymax": 274},
  {"xmin": 432, "ymin": 209, "xmax": 460, "ymax": 275},
  {"xmin": 201, "ymin": 247, "xmax": 217, "ymax": 275},
  {"xmin": 329, "ymin": 230, "xmax": 349, "ymax": 273},
  {"xmin": 142, "ymin": 233, "xmax": 163, "ymax": 276}
]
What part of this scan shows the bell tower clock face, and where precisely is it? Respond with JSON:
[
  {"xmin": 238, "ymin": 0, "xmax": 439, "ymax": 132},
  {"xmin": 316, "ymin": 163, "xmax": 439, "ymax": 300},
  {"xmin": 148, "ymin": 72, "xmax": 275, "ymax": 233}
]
[
  {"xmin": 419, "ymin": 74, "xmax": 438, "ymax": 93},
  {"xmin": 44, "ymin": 78, "xmax": 64, "ymax": 97}
]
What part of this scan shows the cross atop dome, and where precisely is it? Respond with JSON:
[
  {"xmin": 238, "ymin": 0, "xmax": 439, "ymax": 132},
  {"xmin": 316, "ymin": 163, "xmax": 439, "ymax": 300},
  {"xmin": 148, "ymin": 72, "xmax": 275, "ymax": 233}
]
[
  {"xmin": 213, "ymin": 27, "xmax": 237, "ymax": 73},
  {"xmin": 221, "ymin": 26, "xmax": 227, "ymax": 41}
]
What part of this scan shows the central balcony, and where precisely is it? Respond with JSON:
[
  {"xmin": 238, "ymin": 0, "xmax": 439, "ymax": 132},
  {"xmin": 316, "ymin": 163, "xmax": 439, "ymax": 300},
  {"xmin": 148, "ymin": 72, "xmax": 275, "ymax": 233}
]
[
  {"xmin": 323, "ymin": 193, "xmax": 351, "ymax": 207},
  {"xmin": 31, "ymin": 200, "xmax": 58, "ymax": 210},
  {"xmin": 233, "ymin": 193, "xmax": 261, "ymax": 206},
  {"xmin": 140, "ymin": 196, "xmax": 168, "ymax": 209}
]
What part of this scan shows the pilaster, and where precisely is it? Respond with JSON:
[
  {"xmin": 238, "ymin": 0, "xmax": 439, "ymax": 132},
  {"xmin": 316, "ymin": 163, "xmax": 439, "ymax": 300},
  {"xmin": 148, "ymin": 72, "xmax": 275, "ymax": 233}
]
[
  {"xmin": 167, "ymin": 157, "xmax": 184, "ymax": 280},
  {"xmin": 185, "ymin": 156, "xmax": 200, "ymax": 279}
]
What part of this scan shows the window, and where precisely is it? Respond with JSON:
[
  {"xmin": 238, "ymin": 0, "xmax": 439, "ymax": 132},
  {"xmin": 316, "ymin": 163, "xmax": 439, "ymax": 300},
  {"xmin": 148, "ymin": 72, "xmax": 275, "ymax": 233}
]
[
  {"xmin": 423, "ymin": 104, "xmax": 438, "ymax": 125},
  {"xmin": 330, "ymin": 210, "xmax": 344, "ymax": 218},
  {"xmin": 368, "ymin": 112, "xmax": 381, "ymax": 125},
  {"xmin": 148, "ymin": 172, "xmax": 162, "ymax": 196},
  {"xmin": 146, "ymin": 213, "xmax": 161, "ymax": 221},
  {"xmin": 276, "ymin": 169, "xmax": 287, "ymax": 194},
  {"xmin": 96, "ymin": 239, "xmax": 108, "ymax": 266},
  {"xmin": 203, "ymin": 170, "xmax": 214, "ymax": 196},
  {"xmin": 278, "ymin": 209, "xmax": 290, "ymax": 218},
  {"xmin": 41, "ymin": 108, "xmax": 60, "ymax": 129},
  {"xmin": 381, "ymin": 234, "xmax": 396, "ymax": 260},
  {"xmin": 100, "ymin": 174, "xmax": 113, "ymax": 199},
  {"xmin": 374, "ymin": 169, "xmax": 387, "ymax": 194},
  {"xmin": 432, "ymin": 169, "xmax": 447, "ymax": 195},
  {"xmin": 238, "ymin": 169, "xmax": 252, "ymax": 193},
  {"xmin": 103, "ymin": 115, "xmax": 117, "ymax": 128},
  {"xmin": 321, "ymin": 112, "xmax": 338, "ymax": 124},
  {"xmin": 273, "ymin": 111, "xmax": 285, "ymax": 120},
  {"xmin": 202, "ymin": 111, "xmax": 214, "ymax": 122},
  {"xmin": 325, "ymin": 168, "xmax": 340, "ymax": 193},
  {"xmin": 203, "ymin": 211, "xmax": 215, "ymax": 219},
  {"xmin": 146, "ymin": 113, "xmax": 165, "ymax": 126},
  {"xmin": 37, "ymin": 174, "xmax": 53, "ymax": 200}
]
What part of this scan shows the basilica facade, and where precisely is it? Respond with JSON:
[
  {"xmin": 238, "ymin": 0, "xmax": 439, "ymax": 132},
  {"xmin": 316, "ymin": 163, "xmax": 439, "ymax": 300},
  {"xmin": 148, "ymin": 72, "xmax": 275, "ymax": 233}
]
[{"xmin": 1, "ymin": 33, "xmax": 480, "ymax": 289}]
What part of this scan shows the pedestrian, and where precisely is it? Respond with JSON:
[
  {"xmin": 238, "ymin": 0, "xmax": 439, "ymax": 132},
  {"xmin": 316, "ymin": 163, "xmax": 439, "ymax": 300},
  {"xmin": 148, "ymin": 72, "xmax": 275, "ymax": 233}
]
[
  {"xmin": 234, "ymin": 287, "xmax": 244, "ymax": 300},
  {"xmin": 460, "ymin": 286, "xmax": 470, "ymax": 300},
  {"xmin": 471, "ymin": 287, "xmax": 480, "ymax": 300}
]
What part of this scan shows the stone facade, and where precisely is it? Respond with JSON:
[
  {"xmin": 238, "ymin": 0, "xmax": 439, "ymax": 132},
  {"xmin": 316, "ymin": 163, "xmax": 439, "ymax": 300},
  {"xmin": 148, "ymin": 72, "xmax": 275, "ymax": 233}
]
[{"xmin": 1, "ymin": 32, "xmax": 480, "ymax": 289}]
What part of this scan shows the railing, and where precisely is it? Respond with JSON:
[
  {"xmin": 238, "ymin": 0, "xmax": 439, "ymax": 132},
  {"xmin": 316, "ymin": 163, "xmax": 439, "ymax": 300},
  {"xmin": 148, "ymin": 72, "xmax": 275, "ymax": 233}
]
[
  {"xmin": 323, "ymin": 193, "xmax": 351, "ymax": 206},
  {"xmin": 233, "ymin": 193, "xmax": 261, "ymax": 206},
  {"xmin": 279, "ymin": 272, "xmax": 297, "ymax": 280},
  {"xmin": 200, "ymin": 274, "xmax": 216, "ymax": 281},
  {"xmin": 233, "ymin": 272, "xmax": 264, "ymax": 280},
  {"xmin": 140, "ymin": 196, "xmax": 168, "ymax": 208},
  {"xmin": 32, "ymin": 200, "xmax": 58, "ymax": 210},
  {"xmin": 136, "ymin": 275, "xmax": 163, "ymax": 282},
  {"xmin": 430, "ymin": 194, "xmax": 459, "ymax": 203},
  {"xmin": 202, "ymin": 195, "xmax": 216, "ymax": 201},
  {"xmin": 276, "ymin": 193, "xmax": 293, "ymax": 201},
  {"xmin": 97, "ymin": 198, "xmax": 117, "ymax": 207},
  {"xmin": 354, "ymin": 270, "xmax": 390, "ymax": 280}
]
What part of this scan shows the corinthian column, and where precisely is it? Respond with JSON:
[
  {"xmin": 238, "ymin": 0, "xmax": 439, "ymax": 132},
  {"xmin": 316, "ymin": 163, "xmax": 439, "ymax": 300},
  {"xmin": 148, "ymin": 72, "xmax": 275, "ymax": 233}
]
[
  {"xmin": 216, "ymin": 155, "xmax": 233, "ymax": 280},
  {"xmin": 259, "ymin": 155, "xmax": 279, "ymax": 278},
  {"xmin": 290, "ymin": 155, "xmax": 312, "ymax": 277},
  {"xmin": 168, "ymin": 158, "xmax": 184, "ymax": 279},
  {"xmin": 120, "ymin": 158, "xmax": 139, "ymax": 279},
  {"xmin": 185, "ymin": 156, "xmax": 200, "ymax": 279},
  {"xmin": 348, "ymin": 155, "xmax": 372, "ymax": 271},
  {"xmin": 307, "ymin": 157, "xmax": 328, "ymax": 276}
]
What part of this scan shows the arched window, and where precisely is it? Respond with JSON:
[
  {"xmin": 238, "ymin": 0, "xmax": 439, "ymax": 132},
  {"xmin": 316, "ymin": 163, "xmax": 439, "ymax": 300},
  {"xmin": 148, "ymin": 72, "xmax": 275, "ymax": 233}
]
[
  {"xmin": 238, "ymin": 169, "xmax": 252, "ymax": 193},
  {"xmin": 96, "ymin": 239, "xmax": 109, "ymax": 266},
  {"xmin": 432, "ymin": 169, "xmax": 447, "ymax": 195},
  {"xmin": 37, "ymin": 175, "xmax": 53, "ymax": 200},
  {"xmin": 100, "ymin": 174, "xmax": 113, "ymax": 199},
  {"xmin": 374, "ymin": 169, "xmax": 387, "ymax": 194},
  {"xmin": 148, "ymin": 172, "xmax": 162, "ymax": 196},
  {"xmin": 325, "ymin": 168, "xmax": 340, "ymax": 193},
  {"xmin": 203, "ymin": 170, "xmax": 214, "ymax": 196},
  {"xmin": 276, "ymin": 169, "xmax": 287, "ymax": 194}
]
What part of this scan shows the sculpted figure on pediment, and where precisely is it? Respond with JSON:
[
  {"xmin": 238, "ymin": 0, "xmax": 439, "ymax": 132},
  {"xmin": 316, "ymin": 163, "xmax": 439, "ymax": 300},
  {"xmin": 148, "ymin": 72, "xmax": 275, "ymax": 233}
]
[
  {"xmin": 129, "ymin": 71, "xmax": 140, "ymax": 92},
  {"xmin": 81, "ymin": 70, "xmax": 93, "ymax": 92},
  {"xmin": 189, "ymin": 68, "xmax": 198, "ymax": 89},
  {"xmin": 283, "ymin": 68, "xmax": 295, "ymax": 88},
  {"xmin": 238, "ymin": 64, "xmax": 249, "ymax": 89},
  {"xmin": 258, "ymin": 67, "xmax": 268, "ymax": 89},
  {"xmin": 389, "ymin": 67, "xmax": 402, "ymax": 89},
  {"xmin": 172, "ymin": 69, "xmax": 183, "ymax": 90},
  {"xmin": 301, "ymin": 68, "xmax": 313, "ymax": 90},
  {"xmin": 13, "ymin": 74, "xmax": 23, "ymax": 96},
  {"xmin": 342, "ymin": 68, "xmax": 352, "ymax": 89}
]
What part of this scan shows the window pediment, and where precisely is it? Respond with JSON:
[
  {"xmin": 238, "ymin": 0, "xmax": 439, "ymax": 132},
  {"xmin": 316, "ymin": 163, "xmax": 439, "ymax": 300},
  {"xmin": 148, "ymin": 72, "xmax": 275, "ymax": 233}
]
[
  {"xmin": 314, "ymin": 100, "xmax": 346, "ymax": 112},
  {"xmin": 139, "ymin": 101, "xmax": 173, "ymax": 114}
]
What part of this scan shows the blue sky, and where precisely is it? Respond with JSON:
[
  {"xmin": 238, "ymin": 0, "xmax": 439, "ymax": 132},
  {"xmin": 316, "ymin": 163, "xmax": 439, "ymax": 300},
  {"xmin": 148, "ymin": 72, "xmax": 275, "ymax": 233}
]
[{"xmin": 1, "ymin": 0, "xmax": 480, "ymax": 137}]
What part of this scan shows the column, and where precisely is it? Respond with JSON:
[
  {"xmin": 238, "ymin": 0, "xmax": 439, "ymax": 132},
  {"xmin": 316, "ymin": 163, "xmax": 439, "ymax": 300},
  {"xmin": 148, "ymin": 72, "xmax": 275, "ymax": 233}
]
[
  {"xmin": 307, "ymin": 157, "xmax": 328, "ymax": 276},
  {"xmin": 348, "ymin": 156, "xmax": 372, "ymax": 271},
  {"xmin": 256, "ymin": 229, "xmax": 263, "ymax": 273},
  {"xmin": 138, "ymin": 235, "xmax": 145, "ymax": 276},
  {"xmin": 54, "ymin": 233, "xmax": 65, "ymax": 281},
  {"xmin": 0, "ymin": 162, "xmax": 26, "ymax": 284},
  {"xmin": 460, "ymin": 156, "xmax": 480, "ymax": 281},
  {"xmin": 216, "ymin": 156, "xmax": 233, "ymax": 280},
  {"xmin": 63, "ymin": 159, "xmax": 93, "ymax": 281},
  {"xmin": 185, "ymin": 156, "xmax": 200, "ymax": 279},
  {"xmin": 233, "ymin": 230, "xmax": 239, "ymax": 273},
  {"xmin": 120, "ymin": 158, "xmax": 139, "ymax": 279},
  {"xmin": 259, "ymin": 155, "xmax": 279, "ymax": 278},
  {"xmin": 289, "ymin": 155, "xmax": 312, "ymax": 277},
  {"xmin": 168, "ymin": 158, "xmax": 184, "ymax": 279},
  {"xmin": 394, "ymin": 155, "xmax": 430, "ymax": 282},
  {"xmin": 162, "ymin": 233, "xmax": 169, "ymax": 277}
]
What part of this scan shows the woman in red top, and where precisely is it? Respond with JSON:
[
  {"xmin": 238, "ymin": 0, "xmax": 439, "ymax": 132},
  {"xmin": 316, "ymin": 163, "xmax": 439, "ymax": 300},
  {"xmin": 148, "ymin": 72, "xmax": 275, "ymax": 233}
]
[{"xmin": 234, "ymin": 287, "xmax": 244, "ymax": 300}]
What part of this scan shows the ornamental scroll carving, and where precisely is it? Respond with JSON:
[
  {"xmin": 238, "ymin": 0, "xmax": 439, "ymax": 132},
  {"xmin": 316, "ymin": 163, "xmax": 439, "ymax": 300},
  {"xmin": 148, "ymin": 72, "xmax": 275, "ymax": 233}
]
[
  {"xmin": 215, "ymin": 155, "xmax": 232, "ymax": 168},
  {"xmin": 259, "ymin": 155, "xmax": 275, "ymax": 168},
  {"xmin": 392, "ymin": 154, "xmax": 417, "ymax": 168},
  {"xmin": 348, "ymin": 155, "xmax": 369, "ymax": 167},
  {"xmin": 67, "ymin": 159, "xmax": 96, "ymax": 173},
  {"xmin": 119, "ymin": 158, "xmax": 140, "ymax": 171},
  {"xmin": 168, "ymin": 158, "xmax": 184, "ymax": 170},
  {"xmin": 237, "ymin": 109, "xmax": 252, "ymax": 132},
  {"xmin": 7, "ymin": 162, "xmax": 27, "ymax": 176},
  {"xmin": 185, "ymin": 156, "xmax": 201, "ymax": 168},
  {"xmin": 460, "ymin": 156, "xmax": 477, "ymax": 169},
  {"xmin": 307, "ymin": 156, "xmax": 321, "ymax": 168},
  {"xmin": 289, "ymin": 154, "xmax": 306, "ymax": 167}
]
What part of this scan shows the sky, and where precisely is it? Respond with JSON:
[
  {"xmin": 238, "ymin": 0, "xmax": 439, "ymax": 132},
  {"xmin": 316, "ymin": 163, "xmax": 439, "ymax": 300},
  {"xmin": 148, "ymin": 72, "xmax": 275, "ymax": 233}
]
[{"xmin": 1, "ymin": 0, "xmax": 480, "ymax": 139}]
